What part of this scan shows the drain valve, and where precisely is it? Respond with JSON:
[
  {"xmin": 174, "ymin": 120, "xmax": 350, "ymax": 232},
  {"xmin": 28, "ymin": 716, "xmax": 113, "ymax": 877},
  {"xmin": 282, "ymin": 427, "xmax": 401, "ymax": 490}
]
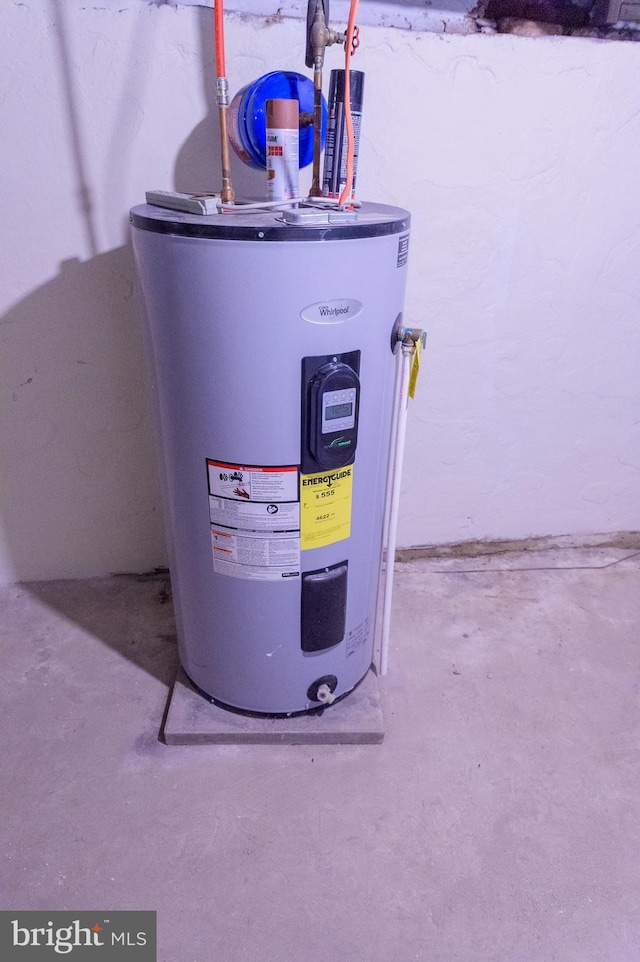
[
  {"xmin": 316, "ymin": 684, "xmax": 336, "ymax": 705},
  {"xmin": 307, "ymin": 674, "xmax": 338, "ymax": 704}
]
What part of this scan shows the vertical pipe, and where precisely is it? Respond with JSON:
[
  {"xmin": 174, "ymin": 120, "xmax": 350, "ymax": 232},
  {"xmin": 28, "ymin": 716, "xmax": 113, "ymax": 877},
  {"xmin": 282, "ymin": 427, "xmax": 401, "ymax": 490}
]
[
  {"xmin": 338, "ymin": 0, "xmax": 359, "ymax": 207},
  {"xmin": 379, "ymin": 340, "xmax": 412, "ymax": 676},
  {"xmin": 382, "ymin": 346, "xmax": 402, "ymax": 555},
  {"xmin": 309, "ymin": 68, "xmax": 324, "ymax": 197},
  {"xmin": 214, "ymin": 0, "xmax": 235, "ymax": 204},
  {"xmin": 307, "ymin": 0, "xmax": 328, "ymax": 197}
]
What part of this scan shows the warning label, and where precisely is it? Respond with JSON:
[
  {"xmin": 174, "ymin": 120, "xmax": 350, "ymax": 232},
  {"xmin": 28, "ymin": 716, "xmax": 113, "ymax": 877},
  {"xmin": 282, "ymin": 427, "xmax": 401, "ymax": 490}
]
[
  {"xmin": 207, "ymin": 460, "xmax": 300, "ymax": 580},
  {"xmin": 300, "ymin": 466, "xmax": 353, "ymax": 549},
  {"xmin": 209, "ymin": 497, "xmax": 299, "ymax": 532},
  {"xmin": 207, "ymin": 460, "xmax": 298, "ymax": 503},
  {"xmin": 211, "ymin": 529, "xmax": 299, "ymax": 581}
]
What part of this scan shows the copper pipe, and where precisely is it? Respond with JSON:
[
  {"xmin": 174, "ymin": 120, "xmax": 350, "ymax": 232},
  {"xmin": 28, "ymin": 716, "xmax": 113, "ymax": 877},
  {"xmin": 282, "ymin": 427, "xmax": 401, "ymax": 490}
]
[
  {"xmin": 214, "ymin": 1, "xmax": 235, "ymax": 205},
  {"xmin": 218, "ymin": 102, "xmax": 235, "ymax": 204},
  {"xmin": 309, "ymin": 68, "xmax": 323, "ymax": 197}
]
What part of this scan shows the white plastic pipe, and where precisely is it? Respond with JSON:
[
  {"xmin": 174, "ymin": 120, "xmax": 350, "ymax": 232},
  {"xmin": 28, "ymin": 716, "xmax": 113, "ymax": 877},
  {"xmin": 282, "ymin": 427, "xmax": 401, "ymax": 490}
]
[
  {"xmin": 379, "ymin": 340, "xmax": 413, "ymax": 676},
  {"xmin": 381, "ymin": 341, "xmax": 404, "ymax": 553}
]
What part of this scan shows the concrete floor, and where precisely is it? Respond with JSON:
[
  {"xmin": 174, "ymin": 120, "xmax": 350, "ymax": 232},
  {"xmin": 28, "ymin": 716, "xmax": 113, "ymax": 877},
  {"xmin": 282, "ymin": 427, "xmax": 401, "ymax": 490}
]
[{"xmin": 2, "ymin": 543, "xmax": 640, "ymax": 961}]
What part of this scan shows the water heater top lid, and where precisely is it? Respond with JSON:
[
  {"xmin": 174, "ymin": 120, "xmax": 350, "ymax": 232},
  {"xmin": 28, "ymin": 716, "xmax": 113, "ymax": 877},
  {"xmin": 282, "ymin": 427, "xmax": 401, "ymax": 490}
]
[{"xmin": 130, "ymin": 201, "xmax": 410, "ymax": 243}]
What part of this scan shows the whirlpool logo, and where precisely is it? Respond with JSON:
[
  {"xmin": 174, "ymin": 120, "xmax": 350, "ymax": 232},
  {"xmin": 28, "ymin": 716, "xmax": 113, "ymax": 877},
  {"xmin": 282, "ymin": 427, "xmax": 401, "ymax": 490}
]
[
  {"xmin": 1, "ymin": 912, "xmax": 156, "ymax": 960},
  {"xmin": 300, "ymin": 298, "xmax": 363, "ymax": 325}
]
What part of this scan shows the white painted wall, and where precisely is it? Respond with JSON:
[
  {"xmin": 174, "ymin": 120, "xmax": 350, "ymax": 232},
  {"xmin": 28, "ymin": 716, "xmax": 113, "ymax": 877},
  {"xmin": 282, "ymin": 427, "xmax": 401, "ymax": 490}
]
[{"xmin": 1, "ymin": 0, "xmax": 639, "ymax": 582}]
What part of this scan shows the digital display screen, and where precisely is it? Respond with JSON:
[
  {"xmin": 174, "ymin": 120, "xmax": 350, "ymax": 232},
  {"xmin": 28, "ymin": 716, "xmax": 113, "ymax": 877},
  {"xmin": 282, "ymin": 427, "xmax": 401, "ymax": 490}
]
[{"xmin": 325, "ymin": 402, "xmax": 353, "ymax": 420}]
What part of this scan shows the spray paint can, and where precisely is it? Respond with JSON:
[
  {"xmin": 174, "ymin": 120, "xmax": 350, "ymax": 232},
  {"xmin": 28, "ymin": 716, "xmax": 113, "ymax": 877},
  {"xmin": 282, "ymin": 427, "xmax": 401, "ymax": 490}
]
[
  {"xmin": 266, "ymin": 99, "xmax": 300, "ymax": 201},
  {"xmin": 322, "ymin": 69, "xmax": 365, "ymax": 200}
]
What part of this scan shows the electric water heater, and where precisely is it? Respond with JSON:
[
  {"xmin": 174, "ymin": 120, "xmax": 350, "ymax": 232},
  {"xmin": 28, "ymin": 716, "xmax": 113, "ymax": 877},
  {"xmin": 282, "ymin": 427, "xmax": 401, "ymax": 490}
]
[{"xmin": 131, "ymin": 202, "xmax": 410, "ymax": 715}]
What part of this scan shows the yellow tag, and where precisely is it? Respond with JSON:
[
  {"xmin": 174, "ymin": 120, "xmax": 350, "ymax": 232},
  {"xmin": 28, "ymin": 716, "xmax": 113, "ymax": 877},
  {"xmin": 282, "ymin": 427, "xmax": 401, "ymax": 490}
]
[
  {"xmin": 408, "ymin": 338, "xmax": 422, "ymax": 400},
  {"xmin": 300, "ymin": 466, "xmax": 353, "ymax": 549}
]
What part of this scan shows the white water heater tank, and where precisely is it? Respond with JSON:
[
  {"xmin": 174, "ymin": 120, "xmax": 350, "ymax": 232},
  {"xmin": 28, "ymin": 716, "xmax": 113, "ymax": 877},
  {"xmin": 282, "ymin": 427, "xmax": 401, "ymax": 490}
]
[{"xmin": 131, "ymin": 202, "xmax": 410, "ymax": 715}]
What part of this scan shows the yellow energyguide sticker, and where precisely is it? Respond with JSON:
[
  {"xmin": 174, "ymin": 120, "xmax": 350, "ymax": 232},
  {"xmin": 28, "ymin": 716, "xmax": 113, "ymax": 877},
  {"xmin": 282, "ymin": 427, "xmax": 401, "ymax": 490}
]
[{"xmin": 300, "ymin": 466, "xmax": 353, "ymax": 549}]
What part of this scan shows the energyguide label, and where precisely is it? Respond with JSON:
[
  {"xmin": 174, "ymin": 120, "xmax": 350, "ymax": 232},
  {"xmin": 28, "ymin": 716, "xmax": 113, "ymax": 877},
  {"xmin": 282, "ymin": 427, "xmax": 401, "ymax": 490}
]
[{"xmin": 300, "ymin": 466, "xmax": 353, "ymax": 549}]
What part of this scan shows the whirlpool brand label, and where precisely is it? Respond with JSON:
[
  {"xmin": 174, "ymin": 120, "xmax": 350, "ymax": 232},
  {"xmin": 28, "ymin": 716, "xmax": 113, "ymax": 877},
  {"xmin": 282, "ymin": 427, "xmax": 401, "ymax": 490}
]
[
  {"xmin": 0, "ymin": 911, "xmax": 156, "ymax": 960},
  {"xmin": 300, "ymin": 299, "xmax": 363, "ymax": 325}
]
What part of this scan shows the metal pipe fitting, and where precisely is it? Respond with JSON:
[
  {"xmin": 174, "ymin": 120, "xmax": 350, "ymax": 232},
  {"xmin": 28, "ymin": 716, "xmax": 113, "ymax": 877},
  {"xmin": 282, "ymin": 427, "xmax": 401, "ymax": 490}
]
[
  {"xmin": 215, "ymin": 76, "xmax": 229, "ymax": 108},
  {"xmin": 398, "ymin": 327, "xmax": 427, "ymax": 350}
]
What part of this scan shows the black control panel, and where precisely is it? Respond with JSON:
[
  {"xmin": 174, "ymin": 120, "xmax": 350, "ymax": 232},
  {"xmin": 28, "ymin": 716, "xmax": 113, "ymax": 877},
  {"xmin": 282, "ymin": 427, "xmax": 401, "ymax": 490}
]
[{"xmin": 301, "ymin": 350, "xmax": 361, "ymax": 474}]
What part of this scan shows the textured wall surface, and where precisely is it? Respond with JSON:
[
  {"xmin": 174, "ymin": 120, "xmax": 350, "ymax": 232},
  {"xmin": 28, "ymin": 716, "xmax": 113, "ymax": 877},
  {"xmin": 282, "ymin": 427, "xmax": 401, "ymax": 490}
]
[
  {"xmin": 1, "ymin": 0, "xmax": 639, "ymax": 582},
  {"xmin": 160, "ymin": 0, "xmax": 475, "ymax": 32}
]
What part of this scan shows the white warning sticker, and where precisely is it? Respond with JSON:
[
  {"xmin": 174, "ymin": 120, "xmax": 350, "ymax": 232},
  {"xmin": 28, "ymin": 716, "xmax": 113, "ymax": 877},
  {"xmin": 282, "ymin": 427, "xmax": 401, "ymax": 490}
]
[
  {"xmin": 207, "ymin": 460, "xmax": 298, "ymax": 503},
  {"xmin": 207, "ymin": 459, "xmax": 300, "ymax": 581},
  {"xmin": 209, "ymin": 497, "xmax": 299, "ymax": 532}
]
